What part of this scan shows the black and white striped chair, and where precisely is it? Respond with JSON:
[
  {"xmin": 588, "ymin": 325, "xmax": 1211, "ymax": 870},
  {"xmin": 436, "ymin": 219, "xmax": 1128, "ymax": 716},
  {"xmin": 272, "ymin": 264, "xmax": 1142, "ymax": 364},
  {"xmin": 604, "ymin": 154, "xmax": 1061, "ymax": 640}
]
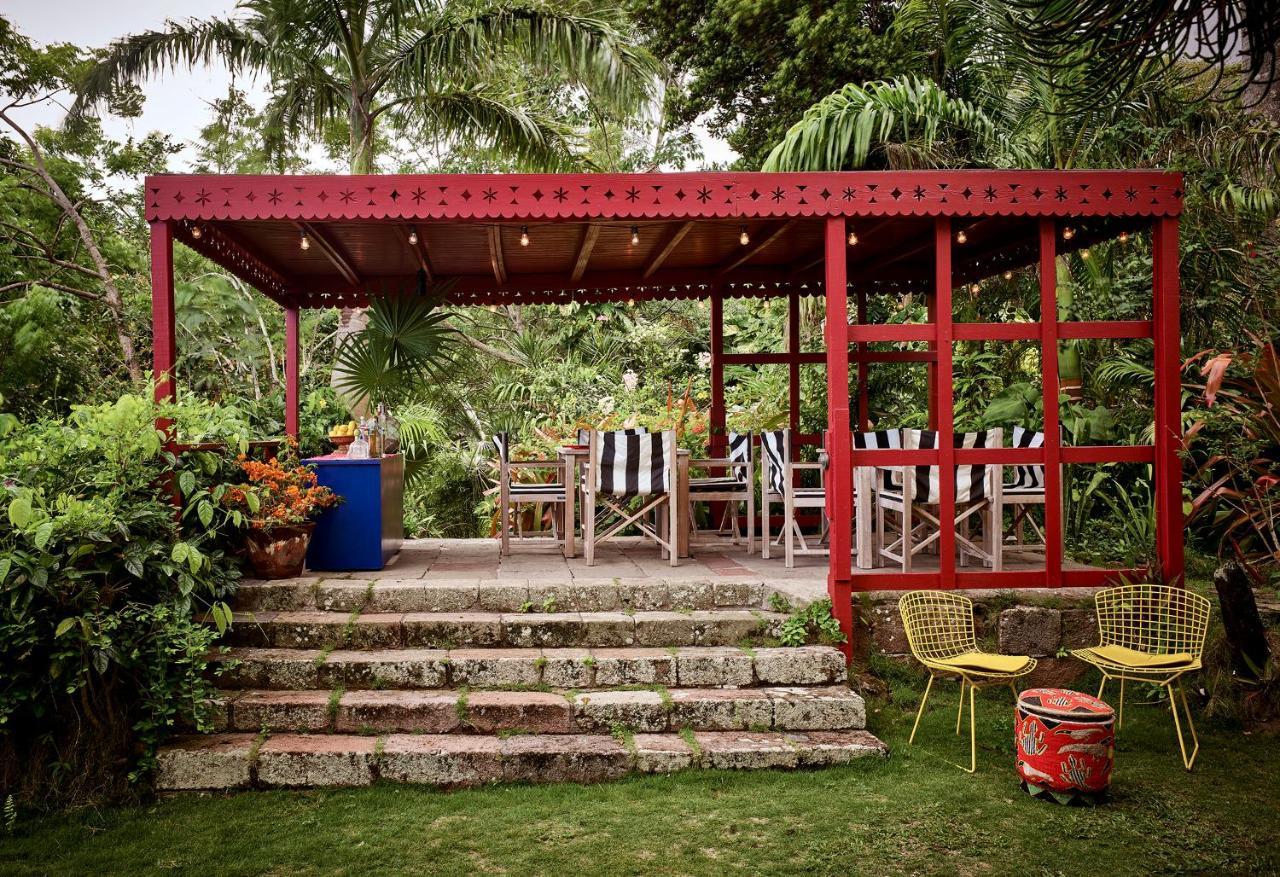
[
  {"xmin": 492, "ymin": 433, "xmax": 568, "ymax": 555},
  {"xmin": 687, "ymin": 431, "xmax": 755, "ymax": 554},
  {"xmin": 584, "ymin": 429, "xmax": 679, "ymax": 567},
  {"xmin": 1002, "ymin": 425, "xmax": 1048, "ymax": 558},
  {"xmin": 871, "ymin": 428, "xmax": 1004, "ymax": 571},
  {"xmin": 760, "ymin": 429, "xmax": 828, "ymax": 568}
]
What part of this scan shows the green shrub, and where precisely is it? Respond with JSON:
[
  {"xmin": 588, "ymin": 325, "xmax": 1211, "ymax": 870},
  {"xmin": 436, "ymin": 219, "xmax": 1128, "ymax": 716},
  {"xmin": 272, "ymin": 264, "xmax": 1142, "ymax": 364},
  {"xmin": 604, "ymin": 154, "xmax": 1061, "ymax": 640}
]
[{"xmin": 0, "ymin": 392, "xmax": 247, "ymax": 807}]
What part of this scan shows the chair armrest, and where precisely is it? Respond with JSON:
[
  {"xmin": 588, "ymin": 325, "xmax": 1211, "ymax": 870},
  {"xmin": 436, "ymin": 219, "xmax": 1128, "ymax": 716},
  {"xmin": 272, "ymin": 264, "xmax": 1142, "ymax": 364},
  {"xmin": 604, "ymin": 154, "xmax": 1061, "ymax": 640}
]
[{"xmin": 507, "ymin": 459, "xmax": 564, "ymax": 469}]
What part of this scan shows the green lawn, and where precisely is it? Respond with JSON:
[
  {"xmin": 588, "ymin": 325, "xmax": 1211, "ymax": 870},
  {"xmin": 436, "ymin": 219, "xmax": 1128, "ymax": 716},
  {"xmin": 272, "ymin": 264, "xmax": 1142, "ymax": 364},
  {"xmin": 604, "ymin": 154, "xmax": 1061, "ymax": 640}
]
[{"xmin": 3, "ymin": 678, "xmax": 1278, "ymax": 877}]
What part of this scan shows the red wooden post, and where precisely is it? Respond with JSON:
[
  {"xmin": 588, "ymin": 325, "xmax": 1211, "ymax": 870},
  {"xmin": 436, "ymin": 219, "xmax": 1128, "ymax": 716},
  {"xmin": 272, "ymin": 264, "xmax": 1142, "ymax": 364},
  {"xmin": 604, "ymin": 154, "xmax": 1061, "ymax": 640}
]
[
  {"xmin": 1153, "ymin": 216, "xmax": 1184, "ymax": 584},
  {"xmin": 1040, "ymin": 219, "xmax": 1064, "ymax": 584},
  {"xmin": 934, "ymin": 219, "xmax": 956, "ymax": 587},
  {"xmin": 150, "ymin": 220, "xmax": 177, "ymax": 405},
  {"xmin": 285, "ymin": 305, "xmax": 300, "ymax": 439},
  {"xmin": 824, "ymin": 218, "xmax": 853, "ymax": 656},
  {"xmin": 709, "ymin": 286, "xmax": 726, "ymax": 455},
  {"xmin": 856, "ymin": 286, "xmax": 870, "ymax": 432},
  {"xmin": 788, "ymin": 291, "xmax": 801, "ymax": 433}
]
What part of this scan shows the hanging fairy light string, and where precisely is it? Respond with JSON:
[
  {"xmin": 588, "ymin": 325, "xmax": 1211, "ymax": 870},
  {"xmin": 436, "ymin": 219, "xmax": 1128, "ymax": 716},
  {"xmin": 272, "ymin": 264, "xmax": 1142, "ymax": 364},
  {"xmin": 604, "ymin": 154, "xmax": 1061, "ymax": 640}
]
[
  {"xmin": 190, "ymin": 224, "xmax": 203, "ymax": 240},
  {"xmin": 739, "ymin": 225, "xmax": 750, "ymax": 246},
  {"xmin": 956, "ymin": 228, "xmax": 969, "ymax": 244},
  {"xmin": 520, "ymin": 226, "xmax": 530, "ymax": 247},
  {"xmin": 299, "ymin": 228, "xmax": 311, "ymax": 251},
  {"xmin": 1062, "ymin": 226, "xmax": 1076, "ymax": 241},
  {"xmin": 630, "ymin": 225, "xmax": 640, "ymax": 246},
  {"xmin": 408, "ymin": 225, "xmax": 419, "ymax": 245},
  {"xmin": 847, "ymin": 227, "xmax": 859, "ymax": 246}
]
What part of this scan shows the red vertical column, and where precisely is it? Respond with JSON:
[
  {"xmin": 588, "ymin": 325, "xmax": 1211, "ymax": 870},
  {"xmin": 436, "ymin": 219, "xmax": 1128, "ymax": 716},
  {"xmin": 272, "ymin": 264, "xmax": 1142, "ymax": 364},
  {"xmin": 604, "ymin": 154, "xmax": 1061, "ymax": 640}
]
[
  {"xmin": 1039, "ymin": 219, "xmax": 1064, "ymax": 585},
  {"xmin": 150, "ymin": 221, "xmax": 177, "ymax": 405},
  {"xmin": 1152, "ymin": 217, "xmax": 1185, "ymax": 584},
  {"xmin": 787, "ymin": 291, "xmax": 801, "ymax": 434},
  {"xmin": 709, "ymin": 286, "xmax": 726, "ymax": 456},
  {"xmin": 285, "ymin": 305, "xmax": 300, "ymax": 439},
  {"xmin": 927, "ymin": 280, "xmax": 939, "ymax": 429},
  {"xmin": 934, "ymin": 219, "xmax": 956, "ymax": 587},
  {"xmin": 856, "ymin": 286, "xmax": 870, "ymax": 432},
  {"xmin": 824, "ymin": 218, "xmax": 853, "ymax": 657}
]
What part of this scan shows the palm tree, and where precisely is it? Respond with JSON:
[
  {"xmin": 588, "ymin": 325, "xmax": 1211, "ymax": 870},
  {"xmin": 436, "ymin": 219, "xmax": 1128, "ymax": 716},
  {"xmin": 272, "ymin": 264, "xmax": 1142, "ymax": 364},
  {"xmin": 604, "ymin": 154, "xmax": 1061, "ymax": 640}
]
[{"xmin": 70, "ymin": 0, "xmax": 659, "ymax": 173}]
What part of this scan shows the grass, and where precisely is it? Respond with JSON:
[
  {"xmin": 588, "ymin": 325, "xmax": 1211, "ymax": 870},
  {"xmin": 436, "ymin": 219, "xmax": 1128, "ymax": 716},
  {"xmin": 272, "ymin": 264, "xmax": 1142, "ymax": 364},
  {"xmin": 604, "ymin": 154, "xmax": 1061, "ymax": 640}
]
[{"xmin": 2, "ymin": 680, "xmax": 1278, "ymax": 876}]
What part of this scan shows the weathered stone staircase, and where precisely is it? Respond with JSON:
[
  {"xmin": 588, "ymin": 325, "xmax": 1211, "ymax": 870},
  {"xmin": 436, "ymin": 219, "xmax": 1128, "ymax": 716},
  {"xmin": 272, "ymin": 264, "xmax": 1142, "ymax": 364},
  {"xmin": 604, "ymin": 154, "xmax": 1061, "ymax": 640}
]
[{"xmin": 159, "ymin": 576, "xmax": 885, "ymax": 790}]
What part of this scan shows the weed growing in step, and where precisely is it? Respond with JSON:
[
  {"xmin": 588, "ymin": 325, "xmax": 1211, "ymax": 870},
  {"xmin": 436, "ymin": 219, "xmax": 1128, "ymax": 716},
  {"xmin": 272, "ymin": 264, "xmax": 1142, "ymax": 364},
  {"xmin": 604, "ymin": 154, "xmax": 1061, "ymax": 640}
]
[
  {"xmin": 326, "ymin": 687, "xmax": 345, "ymax": 724},
  {"xmin": 542, "ymin": 595, "xmax": 558, "ymax": 613},
  {"xmin": 778, "ymin": 598, "xmax": 845, "ymax": 647},
  {"xmin": 677, "ymin": 726, "xmax": 701, "ymax": 756}
]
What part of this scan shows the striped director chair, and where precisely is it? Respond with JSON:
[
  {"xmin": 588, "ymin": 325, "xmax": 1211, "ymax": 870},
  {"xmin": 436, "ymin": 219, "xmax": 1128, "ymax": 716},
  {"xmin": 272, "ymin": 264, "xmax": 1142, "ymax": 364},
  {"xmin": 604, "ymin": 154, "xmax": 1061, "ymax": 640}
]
[
  {"xmin": 873, "ymin": 428, "xmax": 1004, "ymax": 571},
  {"xmin": 492, "ymin": 433, "xmax": 568, "ymax": 555},
  {"xmin": 584, "ymin": 429, "xmax": 680, "ymax": 567},
  {"xmin": 688, "ymin": 431, "xmax": 755, "ymax": 554},
  {"xmin": 760, "ymin": 429, "xmax": 828, "ymax": 568}
]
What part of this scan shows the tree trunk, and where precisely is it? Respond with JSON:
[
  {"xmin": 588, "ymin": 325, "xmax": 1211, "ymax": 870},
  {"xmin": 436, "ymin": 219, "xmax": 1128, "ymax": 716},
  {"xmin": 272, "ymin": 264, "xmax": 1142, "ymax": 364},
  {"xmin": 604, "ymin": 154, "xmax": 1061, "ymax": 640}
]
[{"xmin": 1213, "ymin": 561, "xmax": 1272, "ymax": 681}]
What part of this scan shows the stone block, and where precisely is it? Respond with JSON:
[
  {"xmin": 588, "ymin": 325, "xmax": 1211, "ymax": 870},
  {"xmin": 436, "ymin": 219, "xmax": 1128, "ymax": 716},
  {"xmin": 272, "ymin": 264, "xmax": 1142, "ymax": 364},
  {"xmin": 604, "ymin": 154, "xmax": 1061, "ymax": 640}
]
[
  {"xmin": 674, "ymin": 647, "xmax": 754, "ymax": 688},
  {"xmin": 155, "ymin": 735, "xmax": 254, "ymax": 790},
  {"xmin": 573, "ymin": 690, "xmax": 668, "ymax": 733},
  {"xmin": 401, "ymin": 613, "xmax": 503, "ymax": 648},
  {"xmin": 769, "ymin": 687, "xmax": 866, "ymax": 731},
  {"xmin": 633, "ymin": 734, "xmax": 694, "ymax": 773},
  {"xmin": 693, "ymin": 731, "xmax": 799, "ymax": 770},
  {"xmin": 465, "ymin": 691, "xmax": 574, "ymax": 734},
  {"xmin": 500, "ymin": 735, "xmax": 631, "ymax": 784},
  {"xmin": 319, "ymin": 649, "xmax": 448, "ymax": 690},
  {"xmin": 447, "ymin": 649, "xmax": 542, "ymax": 687},
  {"xmin": 753, "ymin": 647, "xmax": 847, "ymax": 686},
  {"xmin": 1060, "ymin": 609, "xmax": 1100, "ymax": 650},
  {"xmin": 502, "ymin": 613, "xmax": 586, "ymax": 648},
  {"xmin": 334, "ymin": 691, "xmax": 460, "ymax": 733},
  {"xmin": 378, "ymin": 734, "xmax": 503, "ymax": 787},
  {"xmin": 230, "ymin": 690, "xmax": 331, "ymax": 732},
  {"xmin": 540, "ymin": 648, "xmax": 595, "ymax": 687},
  {"xmin": 998, "ymin": 607, "xmax": 1062, "ymax": 657},
  {"xmin": 669, "ymin": 689, "xmax": 772, "ymax": 731},
  {"xmin": 591, "ymin": 648, "xmax": 675, "ymax": 686},
  {"xmin": 256, "ymin": 735, "xmax": 375, "ymax": 787}
]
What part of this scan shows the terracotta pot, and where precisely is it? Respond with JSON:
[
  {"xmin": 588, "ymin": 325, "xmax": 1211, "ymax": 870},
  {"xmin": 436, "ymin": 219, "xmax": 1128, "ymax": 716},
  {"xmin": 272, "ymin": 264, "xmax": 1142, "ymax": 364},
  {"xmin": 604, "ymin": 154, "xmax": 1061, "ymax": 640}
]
[{"xmin": 245, "ymin": 522, "xmax": 315, "ymax": 579}]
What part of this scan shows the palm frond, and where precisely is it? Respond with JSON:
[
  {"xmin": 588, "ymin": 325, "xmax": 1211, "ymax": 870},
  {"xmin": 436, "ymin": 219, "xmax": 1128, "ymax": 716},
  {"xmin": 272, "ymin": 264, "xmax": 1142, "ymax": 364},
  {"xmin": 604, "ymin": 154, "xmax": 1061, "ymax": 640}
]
[{"xmin": 332, "ymin": 292, "xmax": 459, "ymax": 408}]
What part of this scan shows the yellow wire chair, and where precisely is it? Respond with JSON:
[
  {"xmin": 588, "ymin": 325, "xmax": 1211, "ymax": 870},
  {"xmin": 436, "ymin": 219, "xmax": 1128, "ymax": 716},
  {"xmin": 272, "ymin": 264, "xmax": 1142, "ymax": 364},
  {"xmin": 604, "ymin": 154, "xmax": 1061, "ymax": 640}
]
[
  {"xmin": 899, "ymin": 591, "xmax": 1037, "ymax": 773},
  {"xmin": 1071, "ymin": 583, "xmax": 1211, "ymax": 770}
]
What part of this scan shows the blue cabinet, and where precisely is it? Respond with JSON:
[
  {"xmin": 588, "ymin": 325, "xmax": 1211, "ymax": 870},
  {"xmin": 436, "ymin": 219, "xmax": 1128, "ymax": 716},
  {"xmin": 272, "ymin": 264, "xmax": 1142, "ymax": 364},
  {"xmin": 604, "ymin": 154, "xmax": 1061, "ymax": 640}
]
[{"xmin": 305, "ymin": 454, "xmax": 404, "ymax": 571}]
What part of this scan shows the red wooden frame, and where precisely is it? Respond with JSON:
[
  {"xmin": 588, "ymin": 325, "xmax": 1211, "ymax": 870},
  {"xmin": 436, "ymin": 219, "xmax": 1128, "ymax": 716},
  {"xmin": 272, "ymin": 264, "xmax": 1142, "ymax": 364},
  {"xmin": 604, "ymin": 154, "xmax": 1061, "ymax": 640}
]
[{"xmin": 146, "ymin": 169, "xmax": 1185, "ymax": 655}]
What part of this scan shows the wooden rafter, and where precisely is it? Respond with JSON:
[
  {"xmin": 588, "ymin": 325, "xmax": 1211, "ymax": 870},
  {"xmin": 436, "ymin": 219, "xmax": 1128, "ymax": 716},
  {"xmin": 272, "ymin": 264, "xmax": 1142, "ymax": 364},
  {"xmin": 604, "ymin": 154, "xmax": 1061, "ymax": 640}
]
[
  {"xmin": 294, "ymin": 221, "xmax": 359, "ymax": 286},
  {"xmin": 571, "ymin": 223, "xmax": 600, "ymax": 281},
  {"xmin": 487, "ymin": 225, "xmax": 507, "ymax": 284},
  {"xmin": 642, "ymin": 221, "xmax": 694, "ymax": 278},
  {"xmin": 402, "ymin": 225, "xmax": 433, "ymax": 282},
  {"xmin": 718, "ymin": 219, "xmax": 797, "ymax": 274}
]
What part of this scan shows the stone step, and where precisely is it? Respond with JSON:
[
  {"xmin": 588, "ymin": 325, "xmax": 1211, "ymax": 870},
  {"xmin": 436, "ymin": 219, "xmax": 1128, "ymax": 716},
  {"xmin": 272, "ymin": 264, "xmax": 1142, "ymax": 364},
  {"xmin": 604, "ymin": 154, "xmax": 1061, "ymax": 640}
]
[
  {"xmin": 212, "ymin": 645, "xmax": 846, "ymax": 690},
  {"xmin": 212, "ymin": 609, "xmax": 785, "ymax": 650},
  {"xmin": 234, "ymin": 578, "xmax": 767, "ymax": 614},
  {"xmin": 215, "ymin": 686, "xmax": 865, "ymax": 735},
  {"xmin": 156, "ymin": 730, "xmax": 888, "ymax": 791}
]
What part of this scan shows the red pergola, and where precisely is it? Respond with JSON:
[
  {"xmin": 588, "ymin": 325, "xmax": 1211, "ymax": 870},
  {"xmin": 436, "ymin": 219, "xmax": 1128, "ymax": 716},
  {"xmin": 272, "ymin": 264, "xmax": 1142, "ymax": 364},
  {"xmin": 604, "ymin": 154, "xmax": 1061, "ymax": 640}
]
[{"xmin": 146, "ymin": 170, "xmax": 1185, "ymax": 645}]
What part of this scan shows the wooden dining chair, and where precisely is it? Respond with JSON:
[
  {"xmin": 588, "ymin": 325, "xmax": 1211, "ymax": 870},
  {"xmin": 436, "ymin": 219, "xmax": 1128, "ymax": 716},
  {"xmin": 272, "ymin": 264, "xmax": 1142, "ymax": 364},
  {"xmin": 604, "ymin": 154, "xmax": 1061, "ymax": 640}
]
[
  {"xmin": 688, "ymin": 431, "xmax": 755, "ymax": 554},
  {"xmin": 492, "ymin": 432, "xmax": 567, "ymax": 555}
]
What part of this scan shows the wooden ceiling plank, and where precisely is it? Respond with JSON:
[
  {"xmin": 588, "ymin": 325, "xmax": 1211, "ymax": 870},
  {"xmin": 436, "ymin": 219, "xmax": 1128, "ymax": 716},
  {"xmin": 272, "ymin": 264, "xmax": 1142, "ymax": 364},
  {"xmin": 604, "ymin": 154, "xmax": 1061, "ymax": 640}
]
[
  {"xmin": 642, "ymin": 221, "xmax": 695, "ymax": 278},
  {"xmin": 718, "ymin": 219, "xmax": 798, "ymax": 274},
  {"xmin": 294, "ymin": 221, "xmax": 360, "ymax": 286},
  {"xmin": 571, "ymin": 223, "xmax": 601, "ymax": 281},
  {"xmin": 402, "ymin": 225, "xmax": 434, "ymax": 281},
  {"xmin": 487, "ymin": 225, "xmax": 507, "ymax": 284}
]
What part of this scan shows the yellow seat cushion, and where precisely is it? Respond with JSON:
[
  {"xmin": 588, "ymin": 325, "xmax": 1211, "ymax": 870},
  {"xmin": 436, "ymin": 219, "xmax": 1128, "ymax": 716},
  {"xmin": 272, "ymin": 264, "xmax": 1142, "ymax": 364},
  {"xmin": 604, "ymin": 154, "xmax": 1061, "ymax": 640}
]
[
  {"xmin": 1083, "ymin": 644, "xmax": 1195, "ymax": 669},
  {"xmin": 931, "ymin": 652, "xmax": 1032, "ymax": 674}
]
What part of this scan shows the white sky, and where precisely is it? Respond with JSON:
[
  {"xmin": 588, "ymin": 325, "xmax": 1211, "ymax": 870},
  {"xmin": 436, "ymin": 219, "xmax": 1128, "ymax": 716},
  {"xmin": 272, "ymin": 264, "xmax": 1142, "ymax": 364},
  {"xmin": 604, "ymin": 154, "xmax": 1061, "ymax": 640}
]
[{"xmin": 5, "ymin": 0, "xmax": 737, "ymax": 171}]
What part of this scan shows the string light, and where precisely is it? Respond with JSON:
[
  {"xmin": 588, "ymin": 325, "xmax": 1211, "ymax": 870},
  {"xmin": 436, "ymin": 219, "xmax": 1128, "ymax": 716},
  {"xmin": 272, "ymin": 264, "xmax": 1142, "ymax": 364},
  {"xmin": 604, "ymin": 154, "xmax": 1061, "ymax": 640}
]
[
  {"xmin": 408, "ymin": 226, "xmax": 419, "ymax": 246},
  {"xmin": 1003, "ymin": 269, "xmax": 1014, "ymax": 281},
  {"xmin": 520, "ymin": 225, "xmax": 530, "ymax": 247},
  {"xmin": 1118, "ymin": 230, "xmax": 1129, "ymax": 244},
  {"xmin": 956, "ymin": 229, "xmax": 968, "ymax": 244},
  {"xmin": 970, "ymin": 283, "xmax": 981, "ymax": 295},
  {"xmin": 1062, "ymin": 226, "xmax": 1076, "ymax": 241},
  {"xmin": 190, "ymin": 224, "xmax": 203, "ymax": 240},
  {"xmin": 847, "ymin": 228, "xmax": 859, "ymax": 246},
  {"xmin": 630, "ymin": 225, "xmax": 640, "ymax": 246},
  {"xmin": 1081, "ymin": 248, "xmax": 1091, "ymax": 260},
  {"xmin": 300, "ymin": 229, "xmax": 311, "ymax": 251},
  {"xmin": 739, "ymin": 225, "xmax": 750, "ymax": 246}
]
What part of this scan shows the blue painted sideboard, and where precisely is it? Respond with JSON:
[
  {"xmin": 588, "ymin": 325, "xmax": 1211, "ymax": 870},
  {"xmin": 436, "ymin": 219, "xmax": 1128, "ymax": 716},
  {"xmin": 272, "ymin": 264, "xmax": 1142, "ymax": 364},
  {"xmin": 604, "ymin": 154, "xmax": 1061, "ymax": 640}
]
[{"xmin": 304, "ymin": 453, "xmax": 404, "ymax": 571}]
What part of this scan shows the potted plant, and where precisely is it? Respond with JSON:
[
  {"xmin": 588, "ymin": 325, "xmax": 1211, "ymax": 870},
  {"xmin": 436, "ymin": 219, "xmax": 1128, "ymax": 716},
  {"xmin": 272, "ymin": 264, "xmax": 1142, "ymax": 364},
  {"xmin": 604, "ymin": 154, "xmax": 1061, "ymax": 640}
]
[{"xmin": 221, "ymin": 444, "xmax": 340, "ymax": 579}]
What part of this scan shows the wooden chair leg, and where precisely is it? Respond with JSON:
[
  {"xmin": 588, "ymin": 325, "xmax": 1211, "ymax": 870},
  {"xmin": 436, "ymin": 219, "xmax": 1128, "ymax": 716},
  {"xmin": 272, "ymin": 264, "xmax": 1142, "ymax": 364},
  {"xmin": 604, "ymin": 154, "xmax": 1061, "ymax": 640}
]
[
  {"xmin": 669, "ymin": 494, "xmax": 679, "ymax": 567},
  {"xmin": 784, "ymin": 492, "xmax": 795, "ymax": 569},
  {"xmin": 762, "ymin": 495, "xmax": 772, "ymax": 560}
]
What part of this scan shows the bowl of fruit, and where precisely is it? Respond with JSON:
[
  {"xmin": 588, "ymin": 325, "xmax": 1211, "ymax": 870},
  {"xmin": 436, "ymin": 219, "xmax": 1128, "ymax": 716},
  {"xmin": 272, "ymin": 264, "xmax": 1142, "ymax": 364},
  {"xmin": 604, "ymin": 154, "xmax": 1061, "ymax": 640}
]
[{"xmin": 328, "ymin": 421, "xmax": 358, "ymax": 448}]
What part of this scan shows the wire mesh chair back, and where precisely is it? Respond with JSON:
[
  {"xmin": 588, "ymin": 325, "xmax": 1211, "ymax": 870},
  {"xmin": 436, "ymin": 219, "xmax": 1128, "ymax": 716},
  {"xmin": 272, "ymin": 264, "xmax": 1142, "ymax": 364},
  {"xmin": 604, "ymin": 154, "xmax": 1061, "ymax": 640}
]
[
  {"xmin": 899, "ymin": 591, "xmax": 979, "ymax": 662},
  {"xmin": 1094, "ymin": 584, "xmax": 1211, "ymax": 659}
]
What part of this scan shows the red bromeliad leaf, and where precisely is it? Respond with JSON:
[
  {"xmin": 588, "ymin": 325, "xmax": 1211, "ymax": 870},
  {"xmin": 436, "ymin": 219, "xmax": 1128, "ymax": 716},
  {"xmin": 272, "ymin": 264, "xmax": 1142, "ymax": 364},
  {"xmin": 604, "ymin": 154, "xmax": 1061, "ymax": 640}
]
[{"xmin": 1199, "ymin": 352, "xmax": 1234, "ymax": 407}]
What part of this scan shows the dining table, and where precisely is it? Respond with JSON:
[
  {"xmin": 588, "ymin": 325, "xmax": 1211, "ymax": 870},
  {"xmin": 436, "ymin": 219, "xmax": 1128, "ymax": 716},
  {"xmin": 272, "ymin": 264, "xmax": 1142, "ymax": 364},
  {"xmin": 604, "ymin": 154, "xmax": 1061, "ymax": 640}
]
[{"xmin": 558, "ymin": 445, "xmax": 691, "ymax": 560}]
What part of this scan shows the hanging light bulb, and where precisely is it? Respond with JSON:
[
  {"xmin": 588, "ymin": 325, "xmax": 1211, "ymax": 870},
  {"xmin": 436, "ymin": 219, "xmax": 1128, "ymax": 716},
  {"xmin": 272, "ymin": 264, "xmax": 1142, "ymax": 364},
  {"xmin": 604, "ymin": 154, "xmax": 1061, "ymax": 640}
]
[
  {"xmin": 408, "ymin": 226, "xmax": 419, "ymax": 246},
  {"xmin": 956, "ymin": 229, "xmax": 968, "ymax": 244},
  {"xmin": 847, "ymin": 229, "xmax": 859, "ymax": 246},
  {"xmin": 1062, "ymin": 226, "xmax": 1076, "ymax": 241},
  {"xmin": 630, "ymin": 225, "xmax": 640, "ymax": 246},
  {"xmin": 190, "ymin": 224, "xmax": 203, "ymax": 240},
  {"xmin": 1118, "ymin": 230, "xmax": 1129, "ymax": 244},
  {"xmin": 1081, "ymin": 248, "xmax": 1091, "ymax": 260},
  {"xmin": 969, "ymin": 282, "xmax": 981, "ymax": 295},
  {"xmin": 739, "ymin": 225, "xmax": 750, "ymax": 246},
  {"xmin": 520, "ymin": 225, "xmax": 530, "ymax": 247},
  {"xmin": 300, "ymin": 229, "xmax": 311, "ymax": 251},
  {"xmin": 1002, "ymin": 269, "xmax": 1014, "ymax": 281}
]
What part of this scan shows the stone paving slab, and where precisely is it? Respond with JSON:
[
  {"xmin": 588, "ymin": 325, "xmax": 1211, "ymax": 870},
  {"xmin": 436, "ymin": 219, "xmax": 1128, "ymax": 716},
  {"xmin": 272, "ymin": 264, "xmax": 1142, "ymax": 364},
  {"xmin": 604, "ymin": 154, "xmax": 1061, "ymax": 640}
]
[
  {"xmin": 215, "ymin": 686, "xmax": 865, "ymax": 734},
  {"xmin": 211, "ymin": 645, "xmax": 847, "ymax": 690},
  {"xmin": 213, "ymin": 610, "xmax": 785, "ymax": 650},
  {"xmin": 156, "ymin": 730, "xmax": 887, "ymax": 790}
]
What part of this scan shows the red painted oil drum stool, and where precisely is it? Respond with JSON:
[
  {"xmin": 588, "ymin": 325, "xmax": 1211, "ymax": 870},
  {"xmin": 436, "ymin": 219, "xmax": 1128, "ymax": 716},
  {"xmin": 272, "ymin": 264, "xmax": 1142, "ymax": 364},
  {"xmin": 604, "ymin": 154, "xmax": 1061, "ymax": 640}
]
[{"xmin": 1015, "ymin": 688, "xmax": 1115, "ymax": 805}]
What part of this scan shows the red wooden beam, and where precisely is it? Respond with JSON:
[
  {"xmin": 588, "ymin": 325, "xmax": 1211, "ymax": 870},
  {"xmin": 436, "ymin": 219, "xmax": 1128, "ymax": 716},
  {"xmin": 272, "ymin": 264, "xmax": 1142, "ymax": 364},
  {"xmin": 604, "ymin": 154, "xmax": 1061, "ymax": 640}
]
[
  {"xmin": 1040, "ymin": 219, "xmax": 1064, "ymax": 586},
  {"xmin": 571, "ymin": 223, "xmax": 601, "ymax": 282},
  {"xmin": 935, "ymin": 218, "xmax": 956, "ymax": 588},
  {"xmin": 788, "ymin": 291, "xmax": 801, "ymax": 432},
  {"xmin": 824, "ymin": 217, "xmax": 853, "ymax": 657},
  {"xmin": 1061, "ymin": 445, "xmax": 1155, "ymax": 464},
  {"xmin": 856, "ymin": 285, "xmax": 870, "ymax": 432},
  {"xmin": 953, "ymin": 323, "xmax": 1039, "ymax": 341},
  {"xmin": 1058, "ymin": 320, "xmax": 1153, "ymax": 339},
  {"xmin": 285, "ymin": 306, "xmax": 299, "ymax": 439},
  {"xmin": 1153, "ymin": 216, "xmax": 1184, "ymax": 583},
  {"xmin": 151, "ymin": 220, "xmax": 177, "ymax": 405},
  {"xmin": 847, "ymin": 323, "xmax": 935, "ymax": 343},
  {"xmin": 296, "ymin": 221, "xmax": 360, "ymax": 287},
  {"xmin": 710, "ymin": 285, "xmax": 725, "ymax": 452}
]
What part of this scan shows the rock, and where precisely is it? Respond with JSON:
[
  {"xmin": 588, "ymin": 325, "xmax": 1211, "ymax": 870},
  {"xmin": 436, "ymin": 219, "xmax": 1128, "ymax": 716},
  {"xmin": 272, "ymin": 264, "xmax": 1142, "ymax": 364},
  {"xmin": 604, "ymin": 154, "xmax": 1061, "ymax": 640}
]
[{"xmin": 998, "ymin": 606, "xmax": 1062, "ymax": 657}]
